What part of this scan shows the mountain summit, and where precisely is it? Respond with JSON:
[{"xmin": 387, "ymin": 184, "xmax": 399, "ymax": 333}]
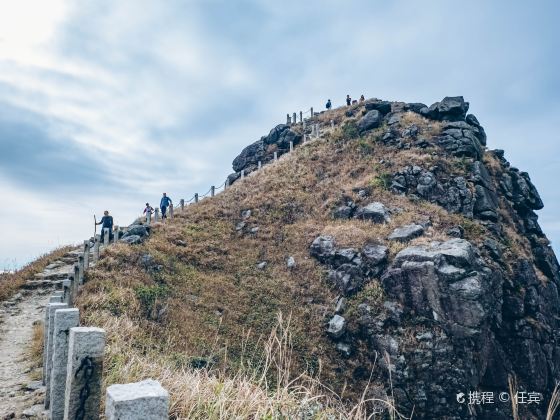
[{"xmin": 82, "ymin": 96, "xmax": 559, "ymax": 419}]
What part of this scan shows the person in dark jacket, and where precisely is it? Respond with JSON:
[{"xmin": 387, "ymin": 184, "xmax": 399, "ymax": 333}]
[
  {"xmin": 96, "ymin": 210, "xmax": 113, "ymax": 242},
  {"xmin": 346, "ymin": 94, "xmax": 351, "ymax": 106},
  {"xmin": 326, "ymin": 99, "xmax": 332, "ymax": 110},
  {"xmin": 160, "ymin": 193, "xmax": 173, "ymax": 219}
]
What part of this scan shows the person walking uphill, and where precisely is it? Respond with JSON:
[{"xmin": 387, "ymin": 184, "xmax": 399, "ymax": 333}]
[
  {"xmin": 326, "ymin": 99, "xmax": 332, "ymax": 110},
  {"xmin": 160, "ymin": 193, "xmax": 173, "ymax": 219},
  {"xmin": 96, "ymin": 210, "xmax": 113, "ymax": 242}
]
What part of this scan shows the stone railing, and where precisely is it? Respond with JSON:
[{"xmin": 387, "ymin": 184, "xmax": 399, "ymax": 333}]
[{"xmin": 43, "ymin": 238, "xmax": 170, "ymax": 419}]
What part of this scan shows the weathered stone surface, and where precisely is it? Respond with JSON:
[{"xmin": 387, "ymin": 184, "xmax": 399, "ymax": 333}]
[
  {"xmin": 123, "ymin": 224, "xmax": 149, "ymax": 238},
  {"xmin": 426, "ymin": 96, "xmax": 469, "ymax": 121},
  {"xmin": 363, "ymin": 100, "xmax": 391, "ymax": 114},
  {"xmin": 328, "ymin": 264, "xmax": 365, "ymax": 295},
  {"xmin": 44, "ymin": 302, "xmax": 67, "ymax": 408},
  {"xmin": 357, "ymin": 110, "xmax": 382, "ymax": 132},
  {"xmin": 388, "ymin": 224, "xmax": 424, "ymax": 242},
  {"xmin": 354, "ymin": 202, "xmax": 390, "ymax": 223},
  {"xmin": 309, "ymin": 235, "xmax": 336, "ymax": 263},
  {"xmin": 327, "ymin": 315, "xmax": 346, "ymax": 338},
  {"xmin": 105, "ymin": 379, "xmax": 169, "ymax": 420},
  {"xmin": 119, "ymin": 235, "xmax": 142, "ymax": 245},
  {"xmin": 50, "ymin": 308, "xmax": 80, "ymax": 420},
  {"xmin": 64, "ymin": 327, "xmax": 106, "ymax": 420}
]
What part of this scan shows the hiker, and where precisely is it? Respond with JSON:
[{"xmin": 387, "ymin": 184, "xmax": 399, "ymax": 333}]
[
  {"xmin": 360, "ymin": 95, "xmax": 365, "ymax": 102},
  {"xmin": 96, "ymin": 210, "xmax": 114, "ymax": 242},
  {"xmin": 143, "ymin": 203, "xmax": 154, "ymax": 220},
  {"xmin": 326, "ymin": 99, "xmax": 332, "ymax": 110},
  {"xmin": 346, "ymin": 94, "xmax": 351, "ymax": 106},
  {"xmin": 160, "ymin": 193, "xmax": 173, "ymax": 219}
]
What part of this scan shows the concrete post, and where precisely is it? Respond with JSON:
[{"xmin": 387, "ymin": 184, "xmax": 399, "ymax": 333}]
[
  {"xmin": 225, "ymin": 179, "xmax": 229, "ymax": 190},
  {"xmin": 180, "ymin": 199, "xmax": 184, "ymax": 211},
  {"xmin": 78, "ymin": 254, "xmax": 85, "ymax": 285},
  {"xmin": 211, "ymin": 186, "xmax": 215, "ymax": 197},
  {"xmin": 258, "ymin": 161, "xmax": 262, "ymax": 170},
  {"xmin": 105, "ymin": 380, "xmax": 169, "ymax": 420},
  {"xmin": 241, "ymin": 169, "xmax": 245, "ymax": 179},
  {"xmin": 73, "ymin": 264, "xmax": 80, "ymax": 302},
  {"xmin": 49, "ymin": 294, "xmax": 63, "ymax": 303},
  {"xmin": 146, "ymin": 210, "xmax": 151, "ymax": 225},
  {"xmin": 44, "ymin": 302, "xmax": 68, "ymax": 408},
  {"xmin": 299, "ymin": 111, "xmax": 303, "ymax": 123},
  {"xmin": 310, "ymin": 107, "xmax": 314, "ymax": 117},
  {"xmin": 274, "ymin": 151, "xmax": 278, "ymax": 161},
  {"xmin": 50, "ymin": 308, "xmax": 80, "ymax": 420},
  {"xmin": 331, "ymin": 119, "xmax": 335, "ymax": 129},
  {"xmin": 83, "ymin": 241, "xmax": 90, "ymax": 269},
  {"xmin": 303, "ymin": 119, "xmax": 306, "ymax": 130},
  {"xmin": 64, "ymin": 327, "xmax": 106, "ymax": 420},
  {"xmin": 114, "ymin": 226, "xmax": 120, "ymax": 243},
  {"xmin": 169, "ymin": 205, "xmax": 174, "ymax": 219},
  {"xmin": 93, "ymin": 235, "xmax": 100, "ymax": 263},
  {"xmin": 293, "ymin": 112, "xmax": 297, "ymax": 124},
  {"xmin": 154, "ymin": 208, "xmax": 159, "ymax": 222},
  {"xmin": 62, "ymin": 279, "xmax": 72, "ymax": 306},
  {"xmin": 286, "ymin": 113, "xmax": 290, "ymax": 124},
  {"xmin": 195, "ymin": 193, "xmax": 199, "ymax": 203},
  {"xmin": 289, "ymin": 141, "xmax": 294, "ymax": 152},
  {"xmin": 315, "ymin": 123, "xmax": 320, "ymax": 138},
  {"xmin": 103, "ymin": 228, "xmax": 110, "ymax": 247}
]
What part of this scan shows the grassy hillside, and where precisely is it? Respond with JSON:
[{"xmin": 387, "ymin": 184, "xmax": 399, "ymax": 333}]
[{"xmin": 76, "ymin": 106, "xmax": 520, "ymax": 418}]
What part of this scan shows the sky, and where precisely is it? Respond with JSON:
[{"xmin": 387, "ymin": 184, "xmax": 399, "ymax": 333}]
[{"xmin": 0, "ymin": 0, "xmax": 558, "ymax": 269}]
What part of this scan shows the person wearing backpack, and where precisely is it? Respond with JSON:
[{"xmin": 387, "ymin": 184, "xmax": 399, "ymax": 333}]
[
  {"xmin": 160, "ymin": 193, "xmax": 173, "ymax": 219},
  {"xmin": 326, "ymin": 99, "xmax": 332, "ymax": 110}
]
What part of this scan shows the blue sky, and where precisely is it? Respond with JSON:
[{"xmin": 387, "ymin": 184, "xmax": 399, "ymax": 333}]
[{"xmin": 0, "ymin": 0, "xmax": 558, "ymax": 268}]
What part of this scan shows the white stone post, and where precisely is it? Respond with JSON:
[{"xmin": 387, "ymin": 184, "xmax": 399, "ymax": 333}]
[
  {"xmin": 315, "ymin": 123, "xmax": 320, "ymax": 138},
  {"xmin": 93, "ymin": 235, "xmax": 100, "ymax": 263},
  {"xmin": 310, "ymin": 107, "xmax": 314, "ymax": 117},
  {"xmin": 114, "ymin": 226, "xmax": 119, "ymax": 243},
  {"xmin": 72, "ymin": 264, "xmax": 80, "ymax": 302},
  {"xmin": 241, "ymin": 169, "xmax": 245, "ymax": 179},
  {"xmin": 49, "ymin": 294, "xmax": 63, "ymax": 303},
  {"xmin": 83, "ymin": 241, "xmax": 90, "ymax": 269},
  {"xmin": 169, "ymin": 204, "xmax": 174, "ymax": 219},
  {"xmin": 78, "ymin": 254, "xmax": 84, "ymax": 285},
  {"xmin": 299, "ymin": 111, "xmax": 303, "ymax": 123},
  {"xmin": 292, "ymin": 112, "xmax": 297, "ymax": 124},
  {"xmin": 50, "ymin": 308, "xmax": 80, "ymax": 420},
  {"xmin": 64, "ymin": 327, "xmax": 106, "ymax": 420},
  {"xmin": 274, "ymin": 151, "xmax": 278, "ymax": 161},
  {"xmin": 286, "ymin": 113, "xmax": 290, "ymax": 124},
  {"xmin": 103, "ymin": 228, "xmax": 110, "ymax": 247},
  {"xmin": 105, "ymin": 380, "xmax": 169, "ymax": 420},
  {"xmin": 62, "ymin": 279, "xmax": 72, "ymax": 306},
  {"xmin": 154, "ymin": 208, "xmax": 159, "ymax": 222},
  {"xmin": 211, "ymin": 186, "xmax": 215, "ymax": 197},
  {"xmin": 180, "ymin": 199, "xmax": 185, "ymax": 211},
  {"xmin": 225, "ymin": 179, "xmax": 229, "ymax": 190},
  {"xmin": 44, "ymin": 302, "xmax": 68, "ymax": 408},
  {"xmin": 146, "ymin": 210, "xmax": 151, "ymax": 225},
  {"xmin": 258, "ymin": 161, "xmax": 262, "ymax": 170},
  {"xmin": 331, "ymin": 119, "xmax": 335, "ymax": 129},
  {"xmin": 289, "ymin": 141, "xmax": 294, "ymax": 152},
  {"xmin": 194, "ymin": 193, "xmax": 199, "ymax": 203}
]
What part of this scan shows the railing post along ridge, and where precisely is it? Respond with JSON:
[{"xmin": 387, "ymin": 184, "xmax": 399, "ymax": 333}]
[
  {"xmin": 77, "ymin": 254, "xmax": 85, "ymax": 285},
  {"xmin": 180, "ymin": 199, "xmax": 185, "ymax": 211},
  {"xmin": 258, "ymin": 161, "xmax": 262, "ymax": 170},
  {"xmin": 310, "ymin": 107, "xmax": 314, "ymax": 117},
  {"xmin": 103, "ymin": 228, "xmax": 110, "ymax": 247},
  {"xmin": 72, "ymin": 264, "xmax": 80, "ymax": 302},
  {"xmin": 274, "ymin": 151, "xmax": 278, "ymax": 161},
  {"xmin": 44, "ymin": 302, "xmax": 68, "ymax": 408},
  {"xmin": 83, "ymin": 241, "xmax": 90, "ymax": 269},
  {"xmin": 195, "ymin": 193, "xmax": 199, "ymax": 203},
  {"xmin": 63, "ymin": 327, "xmax": 106, "ymax": 420},
  {"xmin": 154, "ymin": 208, "xmax": 159, "ymax": 222},
  {"xmin": 241, "ymin": 169, "xmax": 245, "ymax": 179},
  {"xmin": 169, "ymin": 204, "xmax": 174, "ymax": 219},
  {"xmin": 292, "ymin": 112, "xmax": 297, "ymax": 124},
  {"xmin": 114, "ymin": 226, "xmax": 119, "ymax": 243},
  {"xmin": 93, "ymin": 235, "xmax": 100, "ymax": 263},
  {"xmin": 289, "ymin": 141, "xmax": 294, "ymax": 152},
  {"xmin": 146, "ymin": 210, "xmax": 151, "ymax": 225},
  {"xmin": 299, "ymin": 111, "xmax": 303, "ymax": 123},
  {"xmin": 286, "ymin": 113, "xmax": 290, "ymax": 124},
  {"xmin": 211, "ymin": 186, "xmax": 215, "ymax": 197},
  {"xmin": 105, "ymin": 380, "xmax": 169, "ymax": 420}
]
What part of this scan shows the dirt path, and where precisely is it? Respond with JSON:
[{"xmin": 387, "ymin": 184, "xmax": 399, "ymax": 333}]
[{"xmin": 0, "ymin": 256, "xmax": 76, "ymax": 419}]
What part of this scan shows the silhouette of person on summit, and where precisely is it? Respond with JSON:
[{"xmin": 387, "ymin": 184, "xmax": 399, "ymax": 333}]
[
  {"xmin": 346, "ymin": 94, "xmax": 351, "ymax": 106},
  {"xmin": 160, "ymin": 193, "xmax": 173, "ymax": 219},
  {"xmin": 326, "ymin": 99, "xmax": 332, "ymax": 110},
  {"xmin": 96, "ymin": 210, "xmax": 113, "ymax": 242},
  {"xmin": 360, "ymin": 94, "xmax": 365, "ymax": 102}
]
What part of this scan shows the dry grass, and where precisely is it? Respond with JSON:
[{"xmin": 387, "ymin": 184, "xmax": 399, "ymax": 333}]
[{"xmin": 0, "ymin": 246, "xmax": 74, "ymax": 302}]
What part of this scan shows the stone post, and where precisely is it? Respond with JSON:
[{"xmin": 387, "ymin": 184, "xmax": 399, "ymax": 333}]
[
  {"xmin": 93, "ymin": 235, "xmax": 100, "ymax": 263},
  {"xmin": 195, "ymin": 193, "xmax": 199, "ymax": 203},
  {"xmin": 310, "ymin": 107, "xmax": 314, "ymax": 117},
  {"xmin": 169, "ymin": 205, "xmax": 174, "ymax": 219},
  {"xmin": 241, "ymin": 169, "xmax": 245, "ymax": 179},
  {"xmin": 83, "ymin": 241, "xmax": 90, "ymax": 269},
  {"xmin": 103, "ymin": 228, "xmax": 110, "ymax": 247},
  {"xmin": 211, "ymin": 186, "xmax": 215, "ymax": 197},
  {"xmin": 303, "ymin": 119, "xmax": 306, "ymax": 130},
  {"xmin": 64, "ymin": 327, "xmax": 106, "ymax": 420},
  {"xmin": 73, "ymin": 264, "xmax": 80, "ymax": 302},
  {"xmin": 299, "ymin": 111, "xmax": 303, "ymax": 123},
  {"xmin": 105, "ymin": 379, "xmax": 169, "ymax": 420},
  {"xmin": 292, "ymin": 112, "xmax": 297, "ymax": 124},
  {"xmin": 315, "ymin": 123, "xmax": 320, "ymax": 138},
  {"xmin": 114, "ymin": 226, "xmax": 120, "ymax": 243},
  {"xmin": 274, "ymin": 151, "xmax": 278, "ymax": 161},
  {"xmin": 154, "ymin": 208, "xmax": 159, "ymax": 222},
  {"xmin": 331, "ymin": 119, "xmax": 335, "ymax": 129},
  {"xmin": 49, "ymin": 294, "xmax": 63, "ymax": 303},
  {"xmin": 258, "ymin": 161, "xmax": 262, "ymax": 170},
  {"xmin": 62, "ymin": 279, "xmax": 72, "ymax": 306},
  {"xmin": 286, "ymin": 113, "xmax": 290, "ymax": 124},
  {"xmin": 50, "ymin": 308, "xmax": 80, "ymax": 420},
  {"xmin": 78, "ymin": 254, "xmax": 84, "ymax": 285},
  {"xmin": 180, "ymin": 199, "xmax": 184, "ymax": 211},
  {"xmin": 146, "ymin": 210, "xmax": 151, "ymax": 225},
  {"xmin": 225, "ymin": 179, "xmax": 229, "ymax": 190},
  {"xmin": 44, "ymin": 302, "xmax": 68, "ymax": 407},
  {"xmin": 289, "ymin": 141, "xmax": 294, "ymax": 152}
]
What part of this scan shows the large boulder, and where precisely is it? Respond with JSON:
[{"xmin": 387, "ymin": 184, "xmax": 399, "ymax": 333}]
[
  {"xmin": 357, "ymin": 110, "xmax": 382, "ymax": 132},
  {"xmin": 354, "ymin": 202, "xmax": 390, "ymax": 223},
  {"xmin": 427, "ymin": 96, "xmax": 469, "ymax": 122},
  {"xmin": 122, "ymin": 224, "xmax": 149, "ymax": 238},
  {"xmin": 310, "ymin": 235, "xmax": 336, "ymax": 263},
  {"xmin": 388, "ymin": 224, "xmax": 424, "ymax": 242},
  {"xmin": 232, "ymin": 139, "xmax": 265, "ymax": 172},
  {"xmin": 438, "ymin": 121, "xmax": 483, "ymax": 159},
  {"xmin": 364, "ymin": 100, "xmax": 392, "ymax": 114}
]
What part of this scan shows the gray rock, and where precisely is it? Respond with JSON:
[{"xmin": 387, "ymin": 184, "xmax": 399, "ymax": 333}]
[
  {"xmin": 105, "ymin": 379, "xmax": 169, "ymax": 420},
  {"xmin": 256, "ymin": 261, "xmax": 267, "ymax": 270},
  {"xmin": 388, "ymin": 224, "xmax": 425, "ymax": 242},
  {"xmin": 235, "ymin": 221, "xmax": 246, "ymax": 231},
  {"xmin": 22, "ymin": 405, "xmax": 44, "ymax": 418},
  {"xmin": 335, "ymin": 342, "xmax": 352, "ymax": 357},
  {"xmin": 354, "ymin": 202, "xmax": 390, "ymax": 223},
  {"xmin": 357, "ymin": 110, "xmax": 382, "ymax": 132},
  {"xmin": 332, "ymin": 205, "xmax": 354, "ymax": 219},
  {"xmin": 328, "ymin": 264, "xmax": 364, "ymax": 295},
  {"xmin": 327, "ymin": 315, "xmax": 346, "ymax": 338},
  {"xmin": 427, "ymin": 96, "xmax": 469, "ymax": 121},
  {"xmin": 473, "ymin": 184, "xmax": 499, "ymax": 221},
  {"xmin": 241, "ymin": 209, "xmax": 252, "ymax": 219},
  {"xmin": 335, "ymin": 297, "xmax": 347, "ymax": 314},
  {"xmin": 364, "ymin": 100, "xmax": 391, "ymax": 114},
  {"xmin": 310, "ymin": 235, "xmax": 336, "ymax": 263},
  {"xmin": 445, "ymin": 226, "xmax": 464, "ymax": 238},
  {"xmin": 123, "ymin": 224, "xmax": 149, "ymax": 238},
  {"xmin": 287, "ymin": 256, "xmax": 296, "ymax": 268},
  {"xmin": 119, "ymin": 235, "xmax": 142, "ymax": 245},
  {"xmin": 333, "ymin": 248, "xmax": 359, "ymax": 265}
]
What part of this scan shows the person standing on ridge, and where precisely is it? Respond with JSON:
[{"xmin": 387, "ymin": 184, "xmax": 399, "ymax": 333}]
[
  {"xmin": 160, "ymin": 193, "xmax": 173, "ymax": 219},
  {"xmin": 143, "ymin": 203, "xmax": 154, "ymax": 220},
  {"xmin": 96, "ymin": 210, "xmax": 113, "ymax": 242},
  {"xmin": 346, "ymin": 94, "xmax": 351, "ymax": 106},
  {"xmin": 360, "ymin": 95, "xmax": 365, "ymax": 102},
  {"xmin": 326, "ymin": 99, "xmax": 332, "ymax": 110}
]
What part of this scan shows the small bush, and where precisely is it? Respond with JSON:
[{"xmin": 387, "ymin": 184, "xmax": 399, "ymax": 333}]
[
  {"xmin": 341, "ymin": 121, "xmax": 360, "ymax": 139},
  {"xmin": 135, "ymin": 284, "xmax": 170, "ymax": 318},
  {"xmin": 371, "ymin": 172, "xmax": 393, "ymax": 190}
]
